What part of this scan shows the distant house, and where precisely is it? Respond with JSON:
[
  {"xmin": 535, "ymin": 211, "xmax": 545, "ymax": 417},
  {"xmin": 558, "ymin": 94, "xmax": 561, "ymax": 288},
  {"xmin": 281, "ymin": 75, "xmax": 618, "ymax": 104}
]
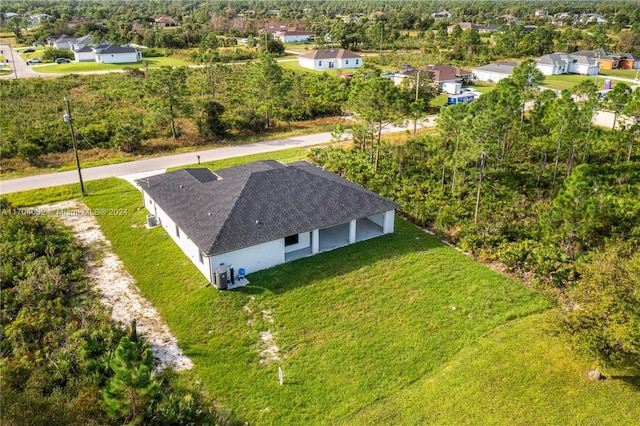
[
  {"xmin": 154, "ymin": 15, "xmax": 179, "ymax": 27},
  {"xmin": 432, "ymin": 10, "xmax": 452, "ymax": 19},
  {"xmin": 573, "ymin": 49, "xmax": 640, "ymax": 70},
  {"xmin": 94, "ymin": 44, "xmax": 142, "ymax": 64},
  {"xmin": 50, "ymin": 34, "xmax": 92, "ymax": 50},
  {"xmin": 392, "ymin": 64, "xmax": 472, "ymax": 94},
  {"xmin": 136, "ymin": 160, "xmax": 399, "ymax": 285},
  {"xmin": 74, "ymin": 45, "xmax": 99, "ymax": 62},
  {"xmin": 298, "ymin": 48, "xmax": 362, "ymax": 71},
  {"xmin": 272, "ymin": 27, "xmax": 314, "ymax": 43},
  {"xmin": 581, "ymin": 13, "xmax": 607, "ymax": 24},
  {"xmin": 535, "ymin": 52, "xmax": 599, "ymax": 76},
  {"xmin": 471, "ymin": 62, "xmax": 518, "ymax": 82},
  {"xmin": 73, "ymin": 44, "xmax": 142, "ymax": 64},
  {"xmin": 447, "ymin": 22, "xmax": 498, "ymax": 34}
]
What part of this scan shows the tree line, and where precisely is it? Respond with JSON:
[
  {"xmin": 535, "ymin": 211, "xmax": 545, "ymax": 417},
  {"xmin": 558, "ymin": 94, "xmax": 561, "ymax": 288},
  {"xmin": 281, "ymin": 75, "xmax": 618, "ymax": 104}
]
[{"xmin": 310, "ymin": 62, "xmax": 640, "ymax": 373}]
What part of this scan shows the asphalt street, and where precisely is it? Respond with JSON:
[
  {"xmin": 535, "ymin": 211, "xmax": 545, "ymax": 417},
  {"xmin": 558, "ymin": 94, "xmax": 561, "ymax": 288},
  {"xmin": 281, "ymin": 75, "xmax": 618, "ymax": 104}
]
[{"xmin": 0, "ymin": 118, "xmax": 435, "ymax": 194}]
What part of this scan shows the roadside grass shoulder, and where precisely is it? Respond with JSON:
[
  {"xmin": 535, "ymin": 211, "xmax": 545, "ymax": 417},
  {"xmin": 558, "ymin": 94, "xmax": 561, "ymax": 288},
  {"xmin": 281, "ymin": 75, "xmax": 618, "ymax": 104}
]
[{"xmin": 33, "ymin": 56, "xmax": 192, "ymax": 73}]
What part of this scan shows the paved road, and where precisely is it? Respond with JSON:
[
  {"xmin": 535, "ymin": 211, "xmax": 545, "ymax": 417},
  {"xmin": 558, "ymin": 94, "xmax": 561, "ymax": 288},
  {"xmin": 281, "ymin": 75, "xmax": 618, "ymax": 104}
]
[
  {"xmin": 0, "ymin": 43, "xmax": 61, "ymax": 79},
  {"xmin": 1, "ymin": 118, "xmax": 434, "ymax": 194}
]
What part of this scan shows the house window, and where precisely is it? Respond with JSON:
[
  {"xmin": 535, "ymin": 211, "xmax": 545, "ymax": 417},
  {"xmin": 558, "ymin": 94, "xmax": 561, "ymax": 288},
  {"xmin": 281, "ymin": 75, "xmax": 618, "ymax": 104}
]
[
  {"xmin": 175, "ymin": 224, "xmax": 180, "ymax": 237},
  {"xmin": 319, "ymin": 60, "xmax": 322, "ymax": 66},
  {"xmin": 285, "ymin": 234, "xmax": 299, "ymax": 246},
  {"xmin": 346, "ymin": 60, "xmax": 349, "ymax": 64},
  {"xmin": 356, "ymin": 59, "xmax": 359, "ymax": 64},
  {"xmin": 329, "ymin": 61, "xmax": 334, "ymax": 69}
]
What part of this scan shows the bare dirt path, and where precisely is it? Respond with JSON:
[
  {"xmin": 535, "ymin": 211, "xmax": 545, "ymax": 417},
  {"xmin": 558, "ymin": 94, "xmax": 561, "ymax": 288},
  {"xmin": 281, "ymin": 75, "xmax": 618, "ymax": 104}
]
[{"xmin": 38, "ymin": 199, "xmax": 193, "ymax": 371}]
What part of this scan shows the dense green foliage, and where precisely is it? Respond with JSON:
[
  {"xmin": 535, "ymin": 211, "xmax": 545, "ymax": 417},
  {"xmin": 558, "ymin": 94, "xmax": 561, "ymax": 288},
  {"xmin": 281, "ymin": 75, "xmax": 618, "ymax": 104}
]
[
  {"xmin": 311, "ymin": 67, "xmax": 640, "ymax": 370},
  {"xmin": 0, "ymin": 206, "xmax": 124, "ymax": 425},
  {"xmin": 0, "ymin": 204, "xmax": 235, "ymax": 425},
  {"xmin": 0, "ymin": 62, "xmax": 349, "ymax": 161}
]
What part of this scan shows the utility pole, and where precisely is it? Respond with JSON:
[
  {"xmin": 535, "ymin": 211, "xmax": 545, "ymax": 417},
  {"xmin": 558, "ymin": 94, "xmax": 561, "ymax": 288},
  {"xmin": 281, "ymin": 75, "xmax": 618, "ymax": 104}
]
[
  {"xmin": 63, "ymin": 96, "xmax": 87, "ymax": 196},
  {"xmin": 415, "ymin": 69, "xmax": 421, "ymax": 101},
  {"xmin": 594, "ymin": 52, "xmax": 600, "ymax": 88},
  {"xmin": 7, "ymin": 42, "xmax": 17, "ymax": 79}
]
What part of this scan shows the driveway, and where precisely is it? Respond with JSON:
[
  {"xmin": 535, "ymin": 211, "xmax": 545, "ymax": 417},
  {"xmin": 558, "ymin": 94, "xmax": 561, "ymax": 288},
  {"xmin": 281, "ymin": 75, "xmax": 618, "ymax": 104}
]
[{"xmin": 0, "ymin": 43, "xmax": 61, "ymax": 79}]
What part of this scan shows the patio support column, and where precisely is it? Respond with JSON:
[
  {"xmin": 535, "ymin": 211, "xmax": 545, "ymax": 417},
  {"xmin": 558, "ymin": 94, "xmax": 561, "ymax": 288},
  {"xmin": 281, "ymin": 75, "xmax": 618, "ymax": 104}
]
[
  {"xmin": 312, "ymin": 229, "xmax": 320, "ymax": 254},
  {"xmin": 383, "ymin": 211, "xmax": 395, "ymax": 234},
  {"xmin": 349, "ymin": 220, "xmax": 357, "ymax": 244}
]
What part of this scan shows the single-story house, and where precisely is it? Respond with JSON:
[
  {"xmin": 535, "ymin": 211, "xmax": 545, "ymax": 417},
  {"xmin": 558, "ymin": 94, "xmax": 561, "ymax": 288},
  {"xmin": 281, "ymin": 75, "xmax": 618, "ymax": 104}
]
[
  {"xmin": 392, "ymin": 64, "xmax": 472, "ymax": 94},
  {"xmin": 49, "ymin": 34, "xmax": 92, "ymax": 50},
  {"xmin": 74, "ymin": 45, "xmax": 99, "ymax": 62},
  {"xmin": 535, "ymin": 53, "xmax": 599, "ymax": 76},
  {"xmin": 471, "ymin": 62, "xmax": 518, "ymax": 83},
  {"xmin": 94, "ymin": 44, "xmax": 142, "ymax": 64},
  {"xmin": 136, "ymin": 160, "xmax": 399, "ymax": 285},
  {"xmin": 273, "ymin": 27, "xmax": 314, "ymax": 43},
  {"xmin": 154, "ymin": 15, "xmax": 179, "ymax": 27},
  {"xmin": 432, "ymin": 10, "xmax": 452, "ymax": 19},
  {"xmin": 298, "ymin": 48, "xmax": 362, "ymax": 71},
  {"xmin": 446, "ymin": 22, "xmax": 498, "ymax": 34},
  {"xmin": 73, "ymin": 44, "xmax": 142, "ymax": 63},
  {"xmin": 573, "ymin": 49, "xmax": 640, "ymax": 70}
]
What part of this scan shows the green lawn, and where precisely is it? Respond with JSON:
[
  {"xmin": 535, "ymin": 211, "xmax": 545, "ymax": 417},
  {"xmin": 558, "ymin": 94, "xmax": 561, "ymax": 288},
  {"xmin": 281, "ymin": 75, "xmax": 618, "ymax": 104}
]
[
  {"xmin": 541, "ymin": 74, "xmax": 628, "ymax": 91},
  {"xmin": 32, "ymin": 56, "xmax": 193, "ymax": 73},
  {"xmin": 7, "ymin": 151, "xmax": 640, "ymax": 424}
]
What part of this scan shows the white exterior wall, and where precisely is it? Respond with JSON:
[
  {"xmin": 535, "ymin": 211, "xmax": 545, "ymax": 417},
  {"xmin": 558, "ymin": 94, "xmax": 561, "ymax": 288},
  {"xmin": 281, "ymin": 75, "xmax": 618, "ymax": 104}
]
[
  {"xmin": 298, "ymin": 57, "xmax": 317, "ymax": 70},
  {"xmin": 142, "ymin": 193, "xmax": 211, "ymax": 280},
  {"xmin": 337, "ymin": 57, "xmax": 362, "ymax": 69},
  {"xmin": 298, "ymin": 56, "xmax": 361, "ymax": 70},
  {"xmin": 75, "ymin": 51, "xmax": 95, "ymax": 62},
  {"xmin": 383, "ymin": 210, "xmax": 395, "ymax": 234},
  {"xmin": 282, "ymin": 35, "xmax": 311, "ymax": 43},
  {"xmin": 209, "ymin": 239, "xmax": 284, "ymax": 276},
  {"xmin": 284, "ymin": 232, "xmax": 311, "ymax": 253},
  {"xmin": 472, "ymin": 70, "xmax": 511, "ymax": 82},
  {"xmin": 96, "ymin": 51, "xmax": 141, "ymax": 64},
  {"xmin": 536, "ymin": 64, "xmax": 561, "ymax": 75}
]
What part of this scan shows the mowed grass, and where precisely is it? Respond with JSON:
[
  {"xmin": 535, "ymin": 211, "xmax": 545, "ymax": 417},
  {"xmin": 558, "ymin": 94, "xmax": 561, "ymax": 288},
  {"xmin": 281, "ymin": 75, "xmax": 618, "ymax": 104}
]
[
  {"xmin": 80, "ymin": 177, "xmax": 550, "ymax": 423},
  {"xmin": 32, "ymin": 56, "xmax": 192, "ymax": 73},
  {"xmin": 8, "ymin": 153, "xmax": 640, "ymax": 424}
]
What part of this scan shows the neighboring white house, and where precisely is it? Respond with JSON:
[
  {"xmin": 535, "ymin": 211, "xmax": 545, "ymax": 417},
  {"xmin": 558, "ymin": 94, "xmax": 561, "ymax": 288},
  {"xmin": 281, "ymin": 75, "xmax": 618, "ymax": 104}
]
[
  {"xmin": 273, "ymin": 27, "xmax": 314, "ymax": 43},
  {"xmin": 298, "ymin": 48, "xmax": 362, "ymax": 71},
  {"xmin": 74, "ymin": 45, "xmax": 99, "ymax": 62},
  {"xmin": 136, "ymin": 160, "xmax": 399, "ymax": 286},
  {"xmin": 94, "ymin": 44, "xmax": 142, "ymax": 63},
  {"xmin": 471, "ymin": 62, "xmax": 518, "ymax": 82},
  {"xmin": 536, "ymin": 53, "xmax": 599, "ymax": 76},
  {"xmin": 50, "ymin": 34, "xmax": 92, "ymax": 50},
  {"xmin": 73, "ymin": 44, "xmax": 142, "ymax": 63}
]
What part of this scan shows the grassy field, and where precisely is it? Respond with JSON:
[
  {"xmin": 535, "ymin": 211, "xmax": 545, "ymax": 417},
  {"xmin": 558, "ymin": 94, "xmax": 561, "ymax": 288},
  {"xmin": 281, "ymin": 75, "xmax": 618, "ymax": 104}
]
[
  {"xmin": 32, "ymin": 56, "xmax": 193, "ymax": 73},
  {"xmin": 7, "ymin": 150, "xmax": 640, "ymax": 424},
  {"xmin": 541, "ymin": 74, "xmax": 630, "ymax": 91}
]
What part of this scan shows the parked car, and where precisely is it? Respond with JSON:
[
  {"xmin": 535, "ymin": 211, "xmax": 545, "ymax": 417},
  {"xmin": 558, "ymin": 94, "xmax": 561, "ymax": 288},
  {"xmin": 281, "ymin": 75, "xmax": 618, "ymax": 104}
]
[
  {"xmin": 55, "ymin": 58, "xmax": 72, "ymax": 64},
  {"xmin": 26, "ymin": 57, "xmax": 42, "ymax": 64},
  {"xmin": 23, "ymin": 48, "xmax": 35, "ymax": 53}
]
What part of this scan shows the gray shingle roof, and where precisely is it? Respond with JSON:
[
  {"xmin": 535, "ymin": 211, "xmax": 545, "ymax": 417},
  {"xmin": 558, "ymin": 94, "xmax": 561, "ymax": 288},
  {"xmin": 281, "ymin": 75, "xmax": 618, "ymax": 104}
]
[
  {"xmin": 472, "ymin": 62, "xmax": 518, "ymax": 75},
  {"xmin": 300, "ymin": 48, "xmax": 361, "ymax": 60},
  {"xmin": 137, "ymin": 161, "xmax": 399, "ymax": 255},
  {"xmin": 94, "ymin": 44, "xmax": 138, "ymax": 54}
]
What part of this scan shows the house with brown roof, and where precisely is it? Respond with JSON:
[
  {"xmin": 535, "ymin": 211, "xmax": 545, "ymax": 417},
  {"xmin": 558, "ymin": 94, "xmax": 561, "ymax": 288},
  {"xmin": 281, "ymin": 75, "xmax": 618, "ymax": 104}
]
[
  {"xmin": 447, "ymin": 22, "xmax": 499, "ymax": 34},
  {"xmin": 154, "ymin": 15, "xmax": 179, "ymax": 27},
  {"xmin": 573, "ymin": 49, "xmax": 640, "ymax": 70},
  {"xmin": 272, "ymin": 27, "xmax": 315, "ymax": 43},
  {"xmin": 298, "ymin": 48, "xmax": 362, "ymax": 71},
  {"xmin": 392, "ymin": 64, "xmax": 472, "ymax": 94}
]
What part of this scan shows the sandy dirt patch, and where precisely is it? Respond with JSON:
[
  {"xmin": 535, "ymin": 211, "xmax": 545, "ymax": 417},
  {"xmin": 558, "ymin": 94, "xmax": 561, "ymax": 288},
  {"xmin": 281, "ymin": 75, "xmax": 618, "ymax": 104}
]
[{"xmin": 38, "ymin": 200, "xmax": 193, "ymax": 371}]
